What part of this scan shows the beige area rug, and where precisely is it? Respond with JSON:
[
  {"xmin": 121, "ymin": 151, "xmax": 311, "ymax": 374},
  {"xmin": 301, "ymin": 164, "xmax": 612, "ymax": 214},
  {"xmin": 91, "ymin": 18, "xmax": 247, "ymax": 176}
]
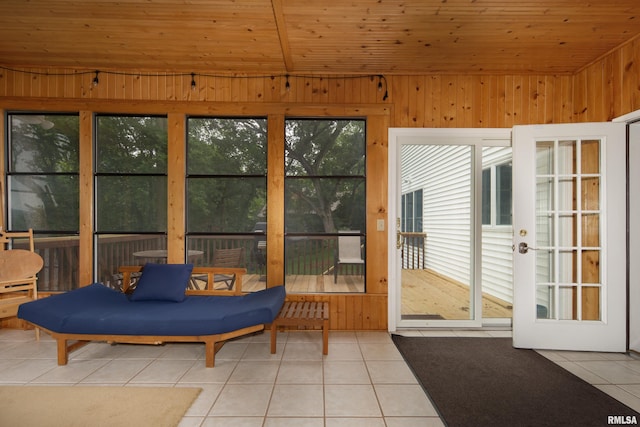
[{"xmin": 0, "ymin": 386, "xmax": 201, "ymax": 427}]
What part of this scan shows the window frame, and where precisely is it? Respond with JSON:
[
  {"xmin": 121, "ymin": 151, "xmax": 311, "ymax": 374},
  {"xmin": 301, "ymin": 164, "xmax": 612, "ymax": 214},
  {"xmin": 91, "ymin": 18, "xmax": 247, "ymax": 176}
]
[
  {"xmin": 93, "ymin": 114, "xmax": 169, "ymax": 285},
  {"xmin": 4, "ymin": 112, "xmax": 81, "ymax": 290},
  {"xmin": 401, "ymin": 188, "xmax": 423, "ymax": 233},
  {"xmin": 481, "ymin": 160, "xmax": 512, "ymax": 227},
  {"xmin": 184, "ymin": 116, "xmax": 269, "ymax": 288},
  {"xmin": 283, "ymin": 117, "xmax": 367, "ymax": 293}
]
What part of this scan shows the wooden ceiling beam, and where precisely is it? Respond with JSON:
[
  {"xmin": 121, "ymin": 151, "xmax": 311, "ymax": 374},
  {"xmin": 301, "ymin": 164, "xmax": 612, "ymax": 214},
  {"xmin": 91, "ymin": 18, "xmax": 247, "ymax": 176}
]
[{"xmin": 271, "ymin": 0, "xmax": 294, "ymax": 72}]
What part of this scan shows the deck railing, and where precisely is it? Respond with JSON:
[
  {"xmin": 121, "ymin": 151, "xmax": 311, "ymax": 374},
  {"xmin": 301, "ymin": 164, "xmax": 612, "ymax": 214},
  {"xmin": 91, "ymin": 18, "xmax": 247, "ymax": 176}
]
[
  {"xmin": 287, "ymin": 236, "xmax": 337, "ymax": 275},
  {"xmin": 31, "ymin": 234, "xmax": 366, "ymax": 291},
  {"xmin": 28, "ymin": 236, "xmax": 80, "ymax": 292},
  {"xmin": 31, "ymin": 235, "xmax": 168, "ymax": 291},
  {"xmin": 399, "ymin": 232, "xmax": 427, "ymax": 269}
]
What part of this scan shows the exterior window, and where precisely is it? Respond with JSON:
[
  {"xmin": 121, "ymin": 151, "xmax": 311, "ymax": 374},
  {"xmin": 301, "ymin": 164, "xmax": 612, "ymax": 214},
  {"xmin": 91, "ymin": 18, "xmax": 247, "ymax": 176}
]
[
  {"xmin": 284, "ymin": 118, "xmax": 366, "ymax": 293},
  {"xmin": 5, "ymin": 113, "xmax": 79, "ymax": 291},
  {"xmin": 482, "ymin": 161, "xmax": 512, "ymax": 226},
  {"xmin": 402, "ymin": 189, "xmax": 423, "ymax": 233},
  {"xmin": 94, "ymin": 115, "xmax": 168, "ymax": 286},
  {"xmin": 482, "ymin": 168, "xmax": 491, "ymax": 225},
  {"xmin": 186, "ymin": 117, "xmax": 267, "ymax": 291}
]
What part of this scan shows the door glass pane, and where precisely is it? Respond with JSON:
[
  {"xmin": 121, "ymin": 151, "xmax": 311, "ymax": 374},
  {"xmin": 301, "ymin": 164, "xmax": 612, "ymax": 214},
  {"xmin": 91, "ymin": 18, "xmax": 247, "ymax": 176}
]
[
  {"xmin": 557, "ymin": 178, "xmax": 576, "ymax": 211},
  {"xmin": 398, "ymin": 142, "xmax": 513, "ymax": 323},
  {"xmin": 481, "ymin": 146, "xmax": 513, "ymax": 319},
  {"xmin": 582, "ymin": 177, "xmax": 600, "ymax": 210},
  {"xmin": 557, "ymin": 214, "xmax": 576, "ymax": 247},
  {"xmin": 535, "ymin": 138, "xmax": 603, "ymax": 322},
  {"xmin": 558, "ymin": 286, "xmax": 577, "ymax": 320},
  {"xmin": 582, "ymin": 286, "xmax": 601, "ymax": 320},
  {"xmin": 536, "ymin": 141, "xmax": 554, "ymax": 175},
  {"xmin": 536, "ymin": 214, "xmax": 554, "ymax": 248},
  {"xmin": 557, "ymin": 140, "xmax": 577, "ymax": 174},
  {"xmin": 536, "ymin": 285, "xmax": 554, "ymax": 319},
  {"xmin": 536, "ymin": 249, "xmax": 554, "ymax": 283},
  {"xmin": 558, "ymin": 250, "xmax": 576, "ymax": 282},
  {"xmin": 581, "ymin": 250, "xmax": 600, "ymax": 284},
  {"xmin": 582, "ymin": 214, "xmax": 600, "ymax": 246},
  {"xmin": 400, "ymin": 145, "xmax": 474, "ymax": 320},
  {"xmin": 536, "ymin": 177, "xmax": 554, "ymax": 210},
  {"xmin": 581, "ymin": 140, "xmax": 600, "ymax": 174}
]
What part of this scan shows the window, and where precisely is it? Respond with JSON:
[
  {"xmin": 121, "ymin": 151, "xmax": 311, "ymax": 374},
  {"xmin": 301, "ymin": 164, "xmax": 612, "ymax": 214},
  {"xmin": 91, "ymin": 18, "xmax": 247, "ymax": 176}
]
[
  {"xmin": 94, "ymin": 115, "xmax": 168, "ymax": 286},
  {"xmin": 482, "ymin": 161, "xmax": 512, "ymax": 226},
  {"xmin": 482, "ymin": 168, "xmax": 491, "ymax": 225},
  {"xmin": 401, "ymin": 189, "xmax": 423, "ymax": 233},
  {"xmin": 5, "ymin": 113, "xmax": 80, "ymax": 291},
  {"xmin": 186, "ymin": 117, "xmax": 267, "ymax": 291},
  {"xmin": 284, "ymin": 118, "xmax": 366, "ymax": 292}
]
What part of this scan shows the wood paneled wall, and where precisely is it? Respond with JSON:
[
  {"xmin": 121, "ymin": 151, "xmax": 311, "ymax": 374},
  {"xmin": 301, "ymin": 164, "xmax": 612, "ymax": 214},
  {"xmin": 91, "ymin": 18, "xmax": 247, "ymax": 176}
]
[
  {"xmin": 574, "ymin": 36, "xmax": 640, "ymax": 122},
  {"xmin": 1, "ymin": 38, "xmax": 639, "ymax": 331},
  {"xmin": 1, "ymin": 32, "xmax": 638, "ymax": 124}
]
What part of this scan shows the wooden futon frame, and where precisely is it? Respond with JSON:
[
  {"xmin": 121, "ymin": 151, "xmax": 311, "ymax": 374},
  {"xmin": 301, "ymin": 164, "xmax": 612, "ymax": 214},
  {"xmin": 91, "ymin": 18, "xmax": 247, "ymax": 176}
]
[{"xmin": 24, "ymin": 266, "xmax": 281, "ymax": 368}]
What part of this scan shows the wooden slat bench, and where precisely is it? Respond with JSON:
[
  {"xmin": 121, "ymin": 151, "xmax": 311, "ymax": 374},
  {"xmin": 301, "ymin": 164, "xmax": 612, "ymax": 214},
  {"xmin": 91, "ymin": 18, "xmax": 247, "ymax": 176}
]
[{"xmin": 270, "ymin": 301, "xmax": 329, "ymax": 355}]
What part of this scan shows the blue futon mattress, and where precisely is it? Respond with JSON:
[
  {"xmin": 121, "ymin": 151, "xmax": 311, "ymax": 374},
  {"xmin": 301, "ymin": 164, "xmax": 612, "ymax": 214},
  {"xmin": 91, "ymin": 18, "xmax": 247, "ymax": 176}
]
[{"xmin": 18, "ymin": 283, "xmax": 286, "ymax": 336}]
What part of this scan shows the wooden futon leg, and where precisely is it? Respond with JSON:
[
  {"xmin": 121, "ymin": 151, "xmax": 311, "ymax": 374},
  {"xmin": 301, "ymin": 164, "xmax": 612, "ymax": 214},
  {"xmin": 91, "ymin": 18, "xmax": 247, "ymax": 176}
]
[
  {"xmin": 56, "ymin": 336, "xmax": 90, "ymax": 366},
  {"xmin": 56, "ymin": 338, "xmax": 68, "ymax": 365},
  {"xmin": 205, "ymin": 340, "xmax": 215, "ymax": 368}
]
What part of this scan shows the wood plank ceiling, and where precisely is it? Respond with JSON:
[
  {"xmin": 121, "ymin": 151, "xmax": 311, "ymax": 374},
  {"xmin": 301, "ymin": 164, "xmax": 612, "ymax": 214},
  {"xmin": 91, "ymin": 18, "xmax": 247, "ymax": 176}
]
[{"xmin": 0, "ymin": 0, "xmax": 639, "ymax": 76}]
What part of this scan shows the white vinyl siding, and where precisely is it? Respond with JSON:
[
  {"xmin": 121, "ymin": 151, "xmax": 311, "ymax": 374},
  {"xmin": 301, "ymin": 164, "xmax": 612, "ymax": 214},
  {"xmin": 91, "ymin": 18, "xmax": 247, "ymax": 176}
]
[
  {"xmin": 402, "ymin": 144, "xmax": 472, "ymax": 286},
  {"xmin": 482, "ymin": 147, "xmax": 513, "ymax": 304},
  {"xmin": 482, "ymin": 228, "xmax": 513, "ymax": 303},
  {"xmin": 402, "ymin": 144, "xmax": 513, "ymax": 305}
]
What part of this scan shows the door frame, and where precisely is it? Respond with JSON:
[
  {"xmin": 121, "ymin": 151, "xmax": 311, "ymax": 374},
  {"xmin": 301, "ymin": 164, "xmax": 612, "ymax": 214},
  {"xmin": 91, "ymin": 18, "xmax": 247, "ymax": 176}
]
[
  {"xmin": 614, "ymin": 109, "xmax": 640, "ymax": 352},
  {"xmin": 388, "ymin": 128, "xmax": 511, "ymax": 332}
]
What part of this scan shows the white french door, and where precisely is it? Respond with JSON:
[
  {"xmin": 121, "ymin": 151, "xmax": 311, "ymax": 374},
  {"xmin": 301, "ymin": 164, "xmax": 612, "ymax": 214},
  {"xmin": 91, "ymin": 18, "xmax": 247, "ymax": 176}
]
[{"xmin": 512, "ymin": 122, "xmax": 627, "ymax": 351}]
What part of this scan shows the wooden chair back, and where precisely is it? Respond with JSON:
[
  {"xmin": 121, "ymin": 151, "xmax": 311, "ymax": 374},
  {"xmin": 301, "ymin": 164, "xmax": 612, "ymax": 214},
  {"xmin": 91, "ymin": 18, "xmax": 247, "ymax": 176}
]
[
  {"xmin": 212, "ymin": 247, "xmax": 245, "ymax": 290},
  {"xmin": 213, "ymin": 247, "xmax": 244, "ymax": 268},
  {"xmin": 0, "ymin": 228, "xmax": 42, "ymax": 338},
  {"xmin": 337, "ymin": 232, "xmax": 364, "ymax": 264},
  {"xmin": 0, "ymin": 228, "xmax": 35, "ymax": 252},
  {"xmin": 0, "ymin": 250, "xmax": 44, "ymax": 282}
]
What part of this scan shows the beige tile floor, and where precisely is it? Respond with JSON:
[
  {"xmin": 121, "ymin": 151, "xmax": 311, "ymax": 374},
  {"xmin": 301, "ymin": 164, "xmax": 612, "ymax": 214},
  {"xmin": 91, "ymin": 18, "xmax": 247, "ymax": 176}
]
[{"xmin": 0, "ymin": 328, "xmax": 639, "ymax": 426}]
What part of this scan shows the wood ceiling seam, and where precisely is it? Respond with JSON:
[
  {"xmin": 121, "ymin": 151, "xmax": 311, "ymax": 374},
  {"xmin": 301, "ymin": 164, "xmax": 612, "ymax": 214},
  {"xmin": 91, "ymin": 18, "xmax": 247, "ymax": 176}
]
[{"xmin": 271, "ymin": 0, "xmax": 294, "ymax": 72}]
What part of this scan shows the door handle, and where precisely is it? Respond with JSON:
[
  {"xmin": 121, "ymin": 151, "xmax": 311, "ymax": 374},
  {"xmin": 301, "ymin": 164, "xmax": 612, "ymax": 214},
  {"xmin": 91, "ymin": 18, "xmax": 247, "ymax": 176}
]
[
  {"xmin": 396, "ymin": 218, "xmax": 404, "ymax": 249},
  {"xmin": 518, "ymin": 242, "xmax": 534, "ymax": 254}
]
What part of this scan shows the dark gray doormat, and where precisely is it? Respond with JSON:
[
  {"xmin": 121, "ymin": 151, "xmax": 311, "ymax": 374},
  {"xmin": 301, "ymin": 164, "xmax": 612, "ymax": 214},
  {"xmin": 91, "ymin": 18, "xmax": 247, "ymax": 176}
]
[{"xmin": 392, "ymin": 335, "xmax": 640, "ymax": 427}]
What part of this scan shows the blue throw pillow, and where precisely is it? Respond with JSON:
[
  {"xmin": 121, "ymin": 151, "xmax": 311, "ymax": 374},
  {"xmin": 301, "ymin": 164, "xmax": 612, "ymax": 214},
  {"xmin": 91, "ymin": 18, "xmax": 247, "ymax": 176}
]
[{"xmin": 130, "ymin": 263, "xmax": 193, "ymax": 302}]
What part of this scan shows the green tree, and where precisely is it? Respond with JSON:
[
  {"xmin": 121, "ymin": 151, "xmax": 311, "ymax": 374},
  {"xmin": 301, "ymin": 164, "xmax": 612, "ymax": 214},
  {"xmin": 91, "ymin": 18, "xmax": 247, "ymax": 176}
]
[
  {"xmin": 285, "ymin": 119, "xmax": 365, "ymax": 233},
  {"xmin": 9, "ymin": 114, "xmax": 79, "ymax": 231},
  {"xmin": 95, "ymin": 115, "xmax": 168, "ymax": 231},
  {"xmin": 187, "ymin": 118, "xmax": 268, "ymax": 233}
]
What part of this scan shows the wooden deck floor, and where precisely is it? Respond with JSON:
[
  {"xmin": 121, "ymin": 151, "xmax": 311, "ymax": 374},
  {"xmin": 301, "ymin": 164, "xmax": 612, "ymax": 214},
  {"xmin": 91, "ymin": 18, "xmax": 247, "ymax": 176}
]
[
  {"xmin": 242, "ymin": 274, "xmax": 364, "ymax": 293},
  {"xmin": 402, "ymin": 269, "xmax": 512, "ymax": 320},
  {"xmin": 242, "ymin": 269, "xmax": 512, "ymax": 321}
]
